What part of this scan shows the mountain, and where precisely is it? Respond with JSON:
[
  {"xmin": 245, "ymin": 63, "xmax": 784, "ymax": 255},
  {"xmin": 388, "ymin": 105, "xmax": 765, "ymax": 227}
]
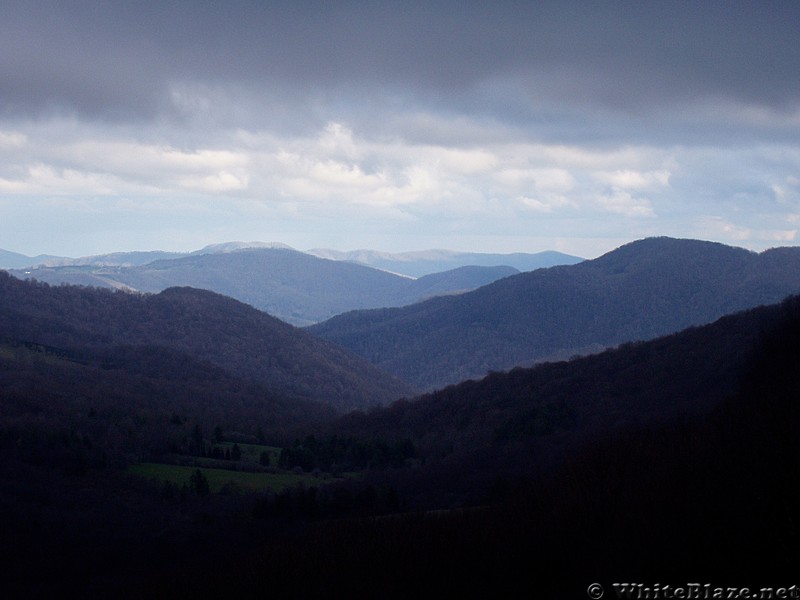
[
  {"xmin": 3, "ymin": 242, "xmax": 581, "ymax": 325},
  {"xmin": 11, "ymin": 248, "xmax": 521, "ymax": 325},
  {"xmin": 192, "ymin": 241, "xmax": 294, "ymax": 254},
  {"xmin": 298, "ymin": 295, "xmax": 800, "ymax": 588},
  {"xmin": 0, "ymin": 341, "xmax": 338, "ymax": 459},
  {"xmin": 332, "ymin": 295, "xmax": 788, "ymax": 461},
  {"xmin": 0, "ymin": 248, "xmax": 63, "ymax": 269},
  {"xmin": 403, "ymin": 265, "xmax": 520, "ymax": 300},
  {"xmin": 37, "ymin": 250, "xmax": 188, "ymax": 267},
  {"xmin": 2, "ymin": 241, "xmax": 580, "ymax": 277},
  {"xmin": 0, "ymin": 271, "xmax": 414, "ymax": 411},
  {"xmin": 0, "ymin": 241, "xmax": 287, "ymax": 270},
  {"xmin": 3, "ymin": 265, "xmax": 798, "ymax": 594},
  {"xmin": 308, "ymin": 237, "xmax": 800, "ymax": 389},
  {"xmin": 307, "ymin": 248, "xmax": 583, "ymax": 277}
]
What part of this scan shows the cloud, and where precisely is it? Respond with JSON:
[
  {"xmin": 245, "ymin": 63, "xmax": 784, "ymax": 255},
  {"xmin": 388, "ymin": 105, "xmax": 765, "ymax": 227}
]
[
  {"xmin": 2, "ymin": 2, "xmax": 799, "ymax": 131},
  {"xmin": 769, "ymin": 229, "xmax": 797, "ymax": 242},
  {"xmin": 0, "ymin": 130, "xmax": 26, "ymax": 147},
  {"xmin": 1, "ymin": 116, "xmax": 795, "ymax": 249},
  {"xmin": 595, "ymin": 189, "xmax": 656, "ymax": 218},
  {"xmin": 1, "ymin": 2, "xmax": 799, "ymax": 257},
  {"xmin": 516, "ymin": 195, "xmax": 572, "ymax": 214},
  {"xmin": 594, "ymin": 169, "xmax": 671, "ymax": 192}
]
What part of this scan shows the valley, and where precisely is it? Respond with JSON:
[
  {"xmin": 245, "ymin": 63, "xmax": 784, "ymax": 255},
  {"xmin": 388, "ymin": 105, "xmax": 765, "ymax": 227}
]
[{"xmin": 1, "ymin": 237, "xmax": 798, "ymax": 596}]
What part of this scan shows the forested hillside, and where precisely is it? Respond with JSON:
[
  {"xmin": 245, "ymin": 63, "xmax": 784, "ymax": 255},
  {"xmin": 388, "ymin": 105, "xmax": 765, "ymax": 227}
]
[
  {"xmin": 310, "ymin": 237, "xmax": 800, "ymax": 389},
  {"xmin": 2, "ymin": 278, "xmax": 798, "ymax": 595},
  {"xmin": 151, "ymin": 294, "xmax": 800, "ymax": 595},
  {"xmin": 0, "ymin": 272, "xmax": 413, "ymax": 411},
  {"xmin": 329, "ymin": 295, "xmax": 792, "ymax": 495},
  {"xmin": 0, "ymin": 341, "xmax": 336, "ymax": 463},
  {"xmin": 213, "ymin": 295, "xmax": 796, "ymax": 596}
]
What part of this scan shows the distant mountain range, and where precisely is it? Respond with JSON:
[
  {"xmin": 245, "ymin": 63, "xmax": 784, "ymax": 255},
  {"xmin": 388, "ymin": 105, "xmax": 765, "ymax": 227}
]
[
  {"xmin": 0, "ymin": 248, "xmax": 65, "ymax": 269},
  {"xmin": 0, "ymin": 272, "xmax": 413, "ymax": 412},
  {"xmin": 0, "ymin": 241, "xmax": 582, "ymax": 273},
  {"xmin": 3, "ymin": 243, "xmax": 576, "ymax": 325},
  {"xmin": 309, "ymin": 237, "xmax": 800, "ymax": 390},
  {"xmin": 0, "ymin": 241, "xmax": 292, "ymax": 269},
  {"xmin": 306, "ymin": 248, "xmax": 583, "ymax": 277}
]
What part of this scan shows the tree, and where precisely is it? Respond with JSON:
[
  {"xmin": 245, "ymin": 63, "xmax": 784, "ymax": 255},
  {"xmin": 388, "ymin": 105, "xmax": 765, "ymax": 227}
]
[
  {"xmin": 190, "ymin": 469, "xmax": 210, "ymax": 496},
  {"xmin": 190, "ymin": 425, "xmax": 205, "ymax": 456}
]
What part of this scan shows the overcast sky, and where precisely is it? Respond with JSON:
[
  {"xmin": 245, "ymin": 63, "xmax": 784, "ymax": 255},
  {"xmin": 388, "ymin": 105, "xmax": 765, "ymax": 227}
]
[{"xmin": 1, "ymin": 1, "xmax": 799, "ymax": 258}]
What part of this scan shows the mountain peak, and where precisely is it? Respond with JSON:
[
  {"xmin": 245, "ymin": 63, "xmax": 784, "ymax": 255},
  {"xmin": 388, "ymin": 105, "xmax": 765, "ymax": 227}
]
[
  {"xmin": 194, "ymin": 241, "xmax": 295, "ymax": 254},
  {"xmin": 310, "ymin": 237, "xmax": 800, "ymax": 390}
]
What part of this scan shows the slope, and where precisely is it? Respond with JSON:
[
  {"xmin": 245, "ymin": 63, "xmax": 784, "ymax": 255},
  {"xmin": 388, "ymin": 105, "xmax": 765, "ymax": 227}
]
[
  {"xmin": 307, "ymin": 248, "xmax": 583, "ymax": 277},
  {"xmin": 328, "ymin": 293, "xmax": 799, "ymax": 507},
  {"xmin": 0, "ymin": 248, "xmax": 64, "ymax": 269},
  {"xmin": 0, "ymin": 341, "xmax": 337, "ymax": 459},
  {"xmin": 309, "ymin": 237, "xmax": 800, "ymax": 389},
  {"xmin": 0, "ymin": 271, "xmax": 414, "ymax": 411},
  {"xmin": 195, "ymin": 294, "xmax": 799, "ymax": 595}
]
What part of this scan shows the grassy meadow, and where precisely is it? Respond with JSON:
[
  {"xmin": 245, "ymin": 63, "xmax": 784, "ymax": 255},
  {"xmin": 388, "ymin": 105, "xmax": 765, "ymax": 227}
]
[{"xmin": 128, "ymin": 462, "xmax": 326, "ymax": 494}]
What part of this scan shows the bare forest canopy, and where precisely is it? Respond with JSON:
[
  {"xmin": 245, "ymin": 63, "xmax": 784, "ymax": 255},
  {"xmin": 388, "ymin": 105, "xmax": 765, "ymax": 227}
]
[{"xmin": 310, "ymin": 237, "xmax": 800, "ymax": 389}]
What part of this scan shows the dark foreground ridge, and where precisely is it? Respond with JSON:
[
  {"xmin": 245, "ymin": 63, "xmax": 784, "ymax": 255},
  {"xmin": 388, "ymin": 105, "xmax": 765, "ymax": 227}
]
[
  {"xmin": 2, "ymin": 284, "xmax": 798, "ymax": 596},
  {"xmin": 0, "ymin": 271, "xmax": 414, "ymax": 411}
]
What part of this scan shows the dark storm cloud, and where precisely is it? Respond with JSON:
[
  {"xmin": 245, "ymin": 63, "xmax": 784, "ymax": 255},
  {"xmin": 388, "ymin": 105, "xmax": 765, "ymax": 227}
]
[{"xmin": 2, "ymin": 1, "xmax": 798, "ymax": 125}]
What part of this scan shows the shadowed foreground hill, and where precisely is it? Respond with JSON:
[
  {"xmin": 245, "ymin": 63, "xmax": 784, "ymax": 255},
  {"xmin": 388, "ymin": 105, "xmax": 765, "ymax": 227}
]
[
  {"xmin": 332, "ymin": 295, "xmax": 792, "ymax": 476},
  {"xmin": 2, "ymin": 286, "xmax": 797, "ymax": 596},
  {"xmin": 0, "ymin": 342, "xmax": 338, "ymax": 463},
  {"xmin": 309, "ymin": 237, "xmax": 800, "ymax": 389},
  {"xmin": 0, "ymin": 272, "xmax": 414, "ymax": 411},
  {"xmin": 146, "ymin": 294, "xmax": 800, "ymax": 597}
]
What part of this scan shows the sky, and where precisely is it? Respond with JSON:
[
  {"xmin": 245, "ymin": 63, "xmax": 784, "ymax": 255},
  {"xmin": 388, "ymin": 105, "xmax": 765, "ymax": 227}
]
[{"xmin": 1, "ymin": 1, "xmax": 799, "ymax": 259}]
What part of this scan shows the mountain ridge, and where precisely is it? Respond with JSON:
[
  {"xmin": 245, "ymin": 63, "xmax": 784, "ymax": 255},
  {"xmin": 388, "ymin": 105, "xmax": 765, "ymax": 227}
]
[
  {"xmin": 0, "ymin": 272, "xmax": 414, "ymax": 412},
  {"xmin": 308, "ymin": 237, "xmax": 800, "ymax": 389},
  {"xmin": 9, "ymin": 247, "xmax": 525, "ymax": 325},
  {"xmin": 306, "ymin": 247, "xmax": 583, "ymax": 277},
  {"xmin": 0, "ymin": 241, "xmax": 581, "ymax": 272},
  {"xmin": 2, "ymin": 241, "xmax": 798, "ymax": 593},
  {"xmin": 330, "ymin": 291, "xmax": 797, "ymax": 472}
]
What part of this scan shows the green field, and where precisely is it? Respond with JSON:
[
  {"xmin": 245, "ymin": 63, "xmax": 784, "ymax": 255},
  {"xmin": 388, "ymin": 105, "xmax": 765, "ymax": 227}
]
[
  {"xmin": 128, "ymin": 462, "xmax": 327, "ymax": 494},
  {"xmin": 216, "ymin": 442, "xmax": 282, "ymax": 467}
]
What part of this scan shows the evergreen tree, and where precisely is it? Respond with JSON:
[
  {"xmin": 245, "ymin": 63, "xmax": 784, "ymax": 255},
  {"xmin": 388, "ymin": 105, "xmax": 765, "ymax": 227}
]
[
  {"xmin": 190, "ymin": 469, "xmax": 210, "ymax": 496},
  {"xmin": 190, "ymin": 425, "xmax": 205, "ymax": 456}
]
